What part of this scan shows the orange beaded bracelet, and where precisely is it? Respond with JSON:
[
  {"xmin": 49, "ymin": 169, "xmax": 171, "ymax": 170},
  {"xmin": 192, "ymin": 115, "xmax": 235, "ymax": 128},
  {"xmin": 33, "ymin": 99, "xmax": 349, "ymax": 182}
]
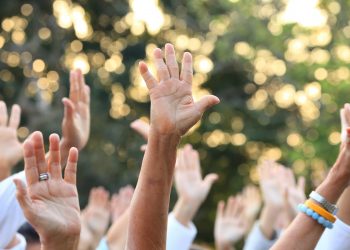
[{"xmin": 305, "ymin": 200, "xmax": 336, "ymax": 223}]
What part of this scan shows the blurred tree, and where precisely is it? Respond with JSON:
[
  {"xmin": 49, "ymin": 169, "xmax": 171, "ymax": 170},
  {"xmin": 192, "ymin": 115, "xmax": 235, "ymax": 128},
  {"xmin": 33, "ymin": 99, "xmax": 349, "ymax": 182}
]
[{"xmin": 0, "ymin": 0, "xmax": 348, "ymax": 247}]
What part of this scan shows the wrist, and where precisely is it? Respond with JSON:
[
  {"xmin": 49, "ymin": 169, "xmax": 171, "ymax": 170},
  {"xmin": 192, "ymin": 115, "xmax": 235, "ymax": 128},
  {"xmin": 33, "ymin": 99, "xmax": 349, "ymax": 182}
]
[
  {"xmin": 259, "ymin": 205, "xmax": 279, "ymax": 239},
  {"xmin": 215, "ymin": 242, "xmax": 235, "ymax": 250},
  {"xmin": 172, "ymin": 197, "xmax": 201, "ymax": 227},
  {"xmin": 41, "ymin": 234, "xmax": 79, "ymax": 250},
  {"xmin": 316, "ymin": 168, "xmax": 349, "ymax": 204}
]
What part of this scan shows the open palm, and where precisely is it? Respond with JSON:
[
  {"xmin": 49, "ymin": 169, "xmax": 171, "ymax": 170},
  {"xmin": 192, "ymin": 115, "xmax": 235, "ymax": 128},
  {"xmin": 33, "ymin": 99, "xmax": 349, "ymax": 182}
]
[
  {"xmin": 139, "ymin": 43, "xmax": 219, "ymax": 136},
  {"xmin": 175, "ymin": 144, "xmax": 218, "ymax": 203},
  {"xmin": 14, "ymin": 131, "xmax": 80, "ymax": 246},
  {"xmin": 215, "ymin": 196, "xmax": 248, "ymax": 247},
  {"xmin": 61, "ymin": 69, "xmax": 90, "ymax": 150},
  {"xmin": 0, "ymin": 102, "xmax": 23, "ymax": 178}
]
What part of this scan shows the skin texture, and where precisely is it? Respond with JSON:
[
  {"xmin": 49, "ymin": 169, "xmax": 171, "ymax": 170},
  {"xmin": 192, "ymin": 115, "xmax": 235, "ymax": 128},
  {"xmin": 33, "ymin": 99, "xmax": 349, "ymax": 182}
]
[
  {"xmin": 241, "ymin": 185, "xmax": 262, "ymax": 233},
  {"xmin": 0, "ymin": 69, "xmax": 90, "ymax": 181},
  {"xmin": 272, "ymin": 126, "xmax": 350, "ymax": 250},
  {"xmin": 79, "ymin": 187, "xmax": 110, "ymax": 250},
  {"xmin": 126, "ymin": 43, "xmax": 219, "ymax": 250},
  {"xmin": 107, "ymin": 185, "xmax": 134, "ymax": 250},
  {"xmin": 60, "ymin": 69, "xmax": 90, "ymax": 165},
  {"xmin": 0, "ymin": 102, "xmax": 22, "ymax": 180},
  {"xmin": 214, "ymin": 195, "xmax": 248, "ymax": 250},
  {"xmin": 13, "ymin": 131, "xmax": 80, "ymax": 250},
  {"xmin": 173, "ymin": 144, "xmax": 218, "ymax": 227}
]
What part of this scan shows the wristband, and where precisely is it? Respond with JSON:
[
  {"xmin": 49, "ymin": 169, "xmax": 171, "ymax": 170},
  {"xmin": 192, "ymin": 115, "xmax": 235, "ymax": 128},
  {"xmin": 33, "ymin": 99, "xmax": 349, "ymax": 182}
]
[
  {"xmin": 298, "ymin": 203, "xmax": 333, "ymax": 229},
  {"xmin": 309, "ymin": 191, "xmax": 338, "ymax": 215},
  {"xmin": 305, "ymin": 200, "xmax": 336, "ymax": 223}
]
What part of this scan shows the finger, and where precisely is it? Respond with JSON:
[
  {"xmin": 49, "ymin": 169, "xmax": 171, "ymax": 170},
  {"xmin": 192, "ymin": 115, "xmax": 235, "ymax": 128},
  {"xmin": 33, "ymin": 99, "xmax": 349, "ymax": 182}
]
[
  {"xmin": 345, "ymin": 103, "xmax": 350, "ymax": 125},
  {"xmin": 226, "ymin": 196, "xmax": 235, "ymax": 217},
  {"xmin": 14, "ymin": 179, "xmax": 32, "ymax": 213},
  {"xmin": 297, "ymin": 176, "xmax": 306, "ymax": 192},
  {"xmin": 76, "ymin": 69, "xmax": 85, "ymax": 98},
  {"xmin": 32, "ymin": 131, "xmax": 47, "ymax": 174},
  {"xmin": 140, "ymin": 144, "xmax": 147, "ymax": 151},
  {"xmin": 192, "ymin": 149, "xmax": 201, "ymax": 171},
  {"xmin": 0, "ymin": 101, "xmax": 8, "ymax": 126},
  {"xmin": 130, "ymin": 119, "xmax": 150, "ymax": 141},
  {"xmin": 62, "ymin": 98, "xmax": 75, "ymax": 120},
  {"xmin": 165, "ymin": 43, "xmax": 179, "ymax": 78},
  {"xmin": 154, "ymin": 48, "xmax": 170, "ymax": 81},
  {"xmin": 195, "ymin": 95, "xmax": 220, "ymax": 114},
  {"xmin": 203, "ymin": 173, "xmax": 219, "ymax": 188},
  {"xmin": 9, "ymin": 104, "xmax": 21, "ymax": 129},
  {"xmin": 64, "ymin": 147, "xmax": 79, "ymax": 185},
  {"xmin": 48, "ymin": 134, "xmax": 62, "ymax": 180},
  {"xmin": 180, "ymin": 52, "xmax": 193, "ymax": 84},
  {"xmin": 81, "ymin": 85, "xmax": 90, "ymax": 105},
  {"xmin": 69, "ymin": 70, "xmax": 80, "ymax": 103},
  {"xmin": 341, "ymin": 108, "xmax": 347, "ymax": 143},
  {"xmin": 139, "ymin": 61, "xmax": 157, "ymax": 89},
  {"xmin": 216, "ymin": 200, "xmax": 225, "ymax": 220},
  {"xmin": 23, "ymin": 140, "xmax": 39, "ymax": 185}
]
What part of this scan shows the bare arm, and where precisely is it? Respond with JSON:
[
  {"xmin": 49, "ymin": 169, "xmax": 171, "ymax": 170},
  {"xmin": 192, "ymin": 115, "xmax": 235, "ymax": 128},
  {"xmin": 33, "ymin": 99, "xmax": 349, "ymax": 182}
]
[
  {"xmin": 126, "ymin": 43, "xmax": 219, "ymax": 249},
  {"xmin": 272, "ymin": 134, "xmax": 350, "ymax": 250}
]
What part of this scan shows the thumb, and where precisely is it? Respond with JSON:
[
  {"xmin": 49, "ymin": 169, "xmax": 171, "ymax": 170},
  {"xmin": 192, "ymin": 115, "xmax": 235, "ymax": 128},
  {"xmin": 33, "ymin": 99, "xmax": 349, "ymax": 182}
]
[
  {"xmin": 195, "ymin": 95, "xmax": 220, "ymax": 114},
  {"xmin": 62, "ymin": 98, "xmax": 75, "ymax": 120},
  {"xmin": 203, "ymin": 173, "xmax": 219, "ymax": 188},
  {"xmin": 13, "ymin": 179, "xmax": 32, "ymax": 211}
]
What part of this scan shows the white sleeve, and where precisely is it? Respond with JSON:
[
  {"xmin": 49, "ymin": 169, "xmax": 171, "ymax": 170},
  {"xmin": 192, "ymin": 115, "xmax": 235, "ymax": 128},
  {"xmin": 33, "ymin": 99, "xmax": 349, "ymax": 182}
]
[
  {"xmin": 243, "ymin": 222, "xmax": 279, "ymax": 250},
  {"xmin": 0, "ymin": 171, "xmax": 27, "ymax": 248},
  {"xmin": 166, "ymin": 213, "xmax": 197, "ymax": 250},
  {"xmin": 316, "ymin": 217, "xmax": 350, "ymax": 250},
  {"xmin": 8, "ymin": 234, "xmax": 27, "ymax": 250}
]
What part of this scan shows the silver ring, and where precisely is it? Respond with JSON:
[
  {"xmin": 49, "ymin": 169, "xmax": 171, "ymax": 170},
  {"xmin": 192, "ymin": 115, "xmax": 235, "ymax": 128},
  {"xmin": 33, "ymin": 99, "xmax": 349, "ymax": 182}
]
[{"xmin": 39, "ymin": 173, "xmax": 49, "ymax": 181}]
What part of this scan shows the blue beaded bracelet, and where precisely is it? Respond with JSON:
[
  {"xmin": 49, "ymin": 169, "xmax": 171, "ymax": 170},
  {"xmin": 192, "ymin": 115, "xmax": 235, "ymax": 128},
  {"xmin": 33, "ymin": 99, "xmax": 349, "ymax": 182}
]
[{"xmin": 298, "ymin": 204, "xmax": 333, "ymax": 229}]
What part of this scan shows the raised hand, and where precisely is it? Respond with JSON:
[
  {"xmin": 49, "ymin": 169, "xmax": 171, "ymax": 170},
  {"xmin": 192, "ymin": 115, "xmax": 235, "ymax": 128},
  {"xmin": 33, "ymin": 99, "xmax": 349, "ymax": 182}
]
[
  {"xmin": 0, "ymin": 102, "xmax": 23, "ymax": 180},
  {"xmin": 79, "ymin": 187, "xmax": 110, "ymax": 250},
  {"xmin": 242, "ymin": 185, "xmax": 262, "ymax": 229},
  {"xmin": 173, "ymin": 144, "xmax": 218, "ymax": 226},
  {"xmin": 13, "ymin": 131, "xmax": 80, "ymax": 250},
  {"xmin": 139, "ymin": 43, "xmax": 219, "ymax": 136},
  {"xmin": 175, "ymin": 144, "xmax": 218, "ymax": 203},
  {"xmin": 214, "ymin": 196, "xmax": 249, "ymax": 250},
  {"xmin": 110, "ymin": 185, "xmax": 134, "ymax": 222},
  {"xmin": 61, "ymin": 69, "xmax": 90, "ymax": 152},
  {"xmin": 258, "ymin": 161, "xmax": 286, "ymax": 208}
]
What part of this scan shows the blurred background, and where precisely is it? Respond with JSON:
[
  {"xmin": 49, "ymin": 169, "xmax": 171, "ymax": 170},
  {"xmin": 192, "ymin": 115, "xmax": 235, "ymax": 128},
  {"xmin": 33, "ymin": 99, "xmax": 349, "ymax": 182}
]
[{"xmin": 0, "ymin": 0, "xmax": 348, "ymax": 246}]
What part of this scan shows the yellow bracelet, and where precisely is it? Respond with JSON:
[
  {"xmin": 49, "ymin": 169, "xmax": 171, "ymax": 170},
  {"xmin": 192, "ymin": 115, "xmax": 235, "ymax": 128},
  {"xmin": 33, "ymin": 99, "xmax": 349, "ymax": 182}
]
[{"xmin": 305, "ymin": 200, "xmax": 336, "ymax": 223}]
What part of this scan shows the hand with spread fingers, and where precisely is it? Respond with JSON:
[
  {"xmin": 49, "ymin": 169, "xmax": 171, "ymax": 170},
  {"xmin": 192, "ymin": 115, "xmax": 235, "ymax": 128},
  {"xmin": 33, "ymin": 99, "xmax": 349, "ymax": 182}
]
[
  {"xmin": 214, "ymin": 196, "xmax": 249, "ymax": 250},
  {"xmin": 13, "ymin": 131, "xmax": 80, "ymax": 250},
  {"xmin": 0, "ymin": 101, "xmax": 24, "ymax": 180},
  {"xmin": 61, "ymin": 69, "xmax": 90, "ymax": 162},
  {"xmin": 127, "ymin": 44, "xmax": 219, "ymax": 249},
  {"xmin": 79, "ymin": 187, "xmax": 110, "ymax": 250},
  {"xmin": 139, "ymin": 43, "xmax": 220, "ymax": 136},
  {"xmin": 173, "ymin": 144, "xmax": 218, "ymax": 226}
]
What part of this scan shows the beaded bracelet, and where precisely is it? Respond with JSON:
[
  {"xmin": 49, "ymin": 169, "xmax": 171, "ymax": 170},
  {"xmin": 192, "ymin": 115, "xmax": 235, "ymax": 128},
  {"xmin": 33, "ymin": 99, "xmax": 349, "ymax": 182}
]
[
  {"xmin": 305, "ymin": 200, "xmax": 336, "ymax": 223},
  {"xmin": 298, "ymin": 203, "xmax": 334, "ymax": 229}
]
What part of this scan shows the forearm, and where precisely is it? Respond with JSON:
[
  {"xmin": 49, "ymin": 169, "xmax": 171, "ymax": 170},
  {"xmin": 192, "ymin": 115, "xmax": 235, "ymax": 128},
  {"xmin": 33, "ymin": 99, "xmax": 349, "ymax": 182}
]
[
  {"xmin": 272, "ymin": 172, "xmax": 348, "ymax": 250},
  {"xmin": 336, "ymin": 187, "xmax": 350, "ymax": 225},
  {"xmin": 259, "ymin": 205, "xmax": 280, "ymax": 239},
  {"xmin": 127, "ymin": 130, "xmax": 180, "ymax": 249},
  {"xmin": 172, "ymin": 197, "xmax": 201, "ymax": 227},
  {"xmin": 107, "ymin": 210, "xmax": 130, "ymax": 249}
]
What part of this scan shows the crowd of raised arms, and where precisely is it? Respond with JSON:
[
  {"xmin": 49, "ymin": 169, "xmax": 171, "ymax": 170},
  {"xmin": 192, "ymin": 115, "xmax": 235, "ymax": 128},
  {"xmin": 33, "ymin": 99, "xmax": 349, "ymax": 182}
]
[{"xmin": 1, "ymin": 43, "xmax": 350, "ymax": 250}]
